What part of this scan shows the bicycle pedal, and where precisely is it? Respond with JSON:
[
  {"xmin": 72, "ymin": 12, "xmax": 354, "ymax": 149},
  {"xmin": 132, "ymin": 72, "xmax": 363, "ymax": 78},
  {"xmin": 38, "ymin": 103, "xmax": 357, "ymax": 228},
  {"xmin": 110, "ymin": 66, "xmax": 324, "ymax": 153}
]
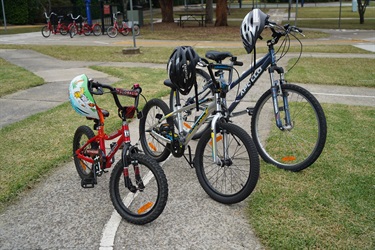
[{"xmin": 81, "ymin": 178, "xmax": 96, "ymax": 188}]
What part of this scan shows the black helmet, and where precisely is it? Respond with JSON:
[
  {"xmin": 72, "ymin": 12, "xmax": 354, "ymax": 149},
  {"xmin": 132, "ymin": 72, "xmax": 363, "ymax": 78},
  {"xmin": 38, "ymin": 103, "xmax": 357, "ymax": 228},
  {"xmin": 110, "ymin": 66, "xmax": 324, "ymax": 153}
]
[
  {"xmin": 240, "ymin": 9, "xmax": 269, "ymax": 54},
  {"xmin": 167, "ymin": 46, "xmax": 200, "ymax": 95}
]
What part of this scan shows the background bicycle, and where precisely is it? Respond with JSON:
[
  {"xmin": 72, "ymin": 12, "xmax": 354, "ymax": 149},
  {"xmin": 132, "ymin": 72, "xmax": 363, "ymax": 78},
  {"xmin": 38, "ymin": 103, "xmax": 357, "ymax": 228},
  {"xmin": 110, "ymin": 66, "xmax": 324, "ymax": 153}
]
[
  {"xmin": 41, "ymin": 12, "xmax": 69, "ymax": 37},
  {"xmin": 69, "ymin": 15, "xmax": 101, "ymax": 38},
  {"xmin": 69, "ymin": 74, "xmax": 168, "ymax": 225},
  {"xmin": 107, "ymin": 11, "xmax": 140, "ymax": 38}
]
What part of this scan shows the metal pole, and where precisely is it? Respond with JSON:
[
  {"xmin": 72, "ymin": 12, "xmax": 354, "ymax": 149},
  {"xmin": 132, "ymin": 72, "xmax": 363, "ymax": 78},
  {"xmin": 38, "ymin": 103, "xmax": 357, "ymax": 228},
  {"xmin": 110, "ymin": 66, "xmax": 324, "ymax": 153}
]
[
  {"xmin": 149, "ymin": 0, "xmax": 153, "ymax": 32},
  {"xmin": 85, "ymin": 0, "xmax": 92, "ymax": 25},
  {"xmin": 129, "ymin": 0, "xmax": 136, "ymax": 48},
  {"xmin": 338, "ymin": 0, "xmax": 342, "ymax": 29},
  {"xmin": 1, "ymin": 0, "xmax": 7, "ymax": 32},
  {"xmin": 295, "ymin": 0, "xmax": 298, "ymax": 26}
]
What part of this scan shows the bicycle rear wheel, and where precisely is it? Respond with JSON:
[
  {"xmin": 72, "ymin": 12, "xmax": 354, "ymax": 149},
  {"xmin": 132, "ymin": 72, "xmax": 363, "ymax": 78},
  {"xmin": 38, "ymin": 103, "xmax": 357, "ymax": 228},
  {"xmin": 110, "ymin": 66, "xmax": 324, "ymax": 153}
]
[
  {"xmin": 72, "ymin": 125, "xmax": 98, "ymax": 180},
  {"xmin": 251, "ymin": 84, "xmax": 327, "ymax": 172},
  {"xmin": 109, "ymin": 153, "xmax": 168, "ymax": 225},
  {"xmin": 120, "ymin": 27, "xmax": 130, "ymax": 36},
  {"xmin": 139, "ymin": 98, "xmax": 172, "ymax": 162},
  {"xmin": 195, "ymin": 122, "xmax": 260, "ymax": 204},
  {"xmin": 83, "ymin": 25, "xmax": 91, "ymax": 36},
  {"xmin": 107, "ymin": 26, "xmax": 118, "ymax": 38},
  {"xmin": 59, "ymin": 24, "xmax": 68, "ymax": 35},
  {"xmin": 169, "ymin": 69, "xmax": 212, "ymax": 140},
  {"xmin": 41, "ymin": 26, "xmax": 51, "ymax": 38},
  {"xmin": 133, "ymin": 25, "xmax": 140, "ymax": 36},
  {"xmin": 92, "ymin": 24, "xmax": 101, "ymax": 36}
]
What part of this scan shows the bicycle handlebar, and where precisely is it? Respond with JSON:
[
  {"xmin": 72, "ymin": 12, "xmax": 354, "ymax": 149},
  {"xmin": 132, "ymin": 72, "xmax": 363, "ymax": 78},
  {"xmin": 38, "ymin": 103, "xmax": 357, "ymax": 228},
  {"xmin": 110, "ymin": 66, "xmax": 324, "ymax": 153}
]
[
  {"xmin": 266, "ymin": 21, "xmax": 304, "ymax": 45},
  {"xmin": 89, "ymin": 80, "xmax": 142, "ymax": 111},
  {"xmin": 67, "ymin": 13, "xmax": 82, "ymax": 20},
  {"xmin": 44, "ymin": 12, "xmax": 56, "ymax": 19}
]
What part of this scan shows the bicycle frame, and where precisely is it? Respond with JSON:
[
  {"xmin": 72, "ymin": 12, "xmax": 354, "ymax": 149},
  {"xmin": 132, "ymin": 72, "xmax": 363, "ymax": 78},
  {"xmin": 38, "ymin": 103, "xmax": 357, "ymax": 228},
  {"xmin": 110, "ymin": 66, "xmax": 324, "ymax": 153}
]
[
  {"xmin": 209, "ymin": 41, "xmax": 292, "ymax": 130},
  {"xmin": 74, "ymin": 113, "xmax": 131, "ymax": 170},
  {"xmin": 75, "ymin": 83, "xmax": 141, "ymax": 172},
  {"xmin": 149, "ymin": 87, "xmax": 230, "ymax": 164}
]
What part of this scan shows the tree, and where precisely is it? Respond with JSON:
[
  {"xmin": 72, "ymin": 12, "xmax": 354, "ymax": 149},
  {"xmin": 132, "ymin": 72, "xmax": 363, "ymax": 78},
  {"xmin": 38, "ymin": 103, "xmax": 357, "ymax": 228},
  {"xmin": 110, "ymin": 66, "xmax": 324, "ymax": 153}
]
[
  {"xmin": 357, "ymin": 0, "xmax": 369, "ymax": 24},
  {"xmin": 215, "ymin": 0, "xmax": 228, "ymax": 26},
  {"xmin": 159, "ymin": 0, "xmax": 173, "ymax": 23},
  {"xmin": 205, "ymin": 0, "xmax": 213, "ymax": 24}
]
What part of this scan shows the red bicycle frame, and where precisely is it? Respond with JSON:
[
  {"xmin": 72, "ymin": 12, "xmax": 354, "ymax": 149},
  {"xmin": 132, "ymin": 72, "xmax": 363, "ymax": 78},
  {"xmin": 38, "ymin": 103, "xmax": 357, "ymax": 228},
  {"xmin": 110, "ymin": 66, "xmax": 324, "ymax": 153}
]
[{"xmin": 74, "ymin": 84, "xmax": 140, "ymax": 170}]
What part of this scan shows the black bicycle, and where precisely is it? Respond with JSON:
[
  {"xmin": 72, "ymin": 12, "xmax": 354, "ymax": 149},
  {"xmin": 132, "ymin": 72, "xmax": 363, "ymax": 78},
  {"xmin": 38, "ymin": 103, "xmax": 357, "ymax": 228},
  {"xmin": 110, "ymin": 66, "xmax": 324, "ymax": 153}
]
[{"xmin": 170, "ymin": 20, "xmax": 327, "ymax": 172}]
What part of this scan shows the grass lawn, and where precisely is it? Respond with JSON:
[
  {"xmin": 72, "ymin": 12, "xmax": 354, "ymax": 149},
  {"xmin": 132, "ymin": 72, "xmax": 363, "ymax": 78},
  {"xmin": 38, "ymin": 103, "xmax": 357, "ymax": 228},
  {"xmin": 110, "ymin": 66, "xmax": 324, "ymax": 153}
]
[
  {"xmin": 286, "ymin": 58, "xmax": 375, "ymax": 88},
  {"xmin": 0, "ymin": 58, "xmax": 44, "ymax": 97},
  {"xmin": 248, "ymin": 103, "xmax": 375, "ymax": 249}
]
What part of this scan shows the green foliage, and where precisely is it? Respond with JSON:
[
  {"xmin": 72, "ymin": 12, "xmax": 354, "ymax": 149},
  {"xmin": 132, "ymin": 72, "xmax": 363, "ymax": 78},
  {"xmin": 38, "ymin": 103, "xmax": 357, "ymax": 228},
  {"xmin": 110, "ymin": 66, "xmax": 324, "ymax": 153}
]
[{"xmin": 3, "ymin": 0, "xmax": 29, "ymax": 24}]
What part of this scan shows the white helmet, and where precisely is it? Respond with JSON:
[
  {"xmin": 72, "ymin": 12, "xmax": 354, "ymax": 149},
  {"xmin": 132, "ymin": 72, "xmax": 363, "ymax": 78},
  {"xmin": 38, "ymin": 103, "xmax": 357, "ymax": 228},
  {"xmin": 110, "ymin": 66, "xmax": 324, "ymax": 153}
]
[
  {"xmin": 240, "ymin": 9, "xmax": 268, "ymax": 54},
  {"xmin": 68, "ymin": 74, "xmax": 99, "ymax": 119}
]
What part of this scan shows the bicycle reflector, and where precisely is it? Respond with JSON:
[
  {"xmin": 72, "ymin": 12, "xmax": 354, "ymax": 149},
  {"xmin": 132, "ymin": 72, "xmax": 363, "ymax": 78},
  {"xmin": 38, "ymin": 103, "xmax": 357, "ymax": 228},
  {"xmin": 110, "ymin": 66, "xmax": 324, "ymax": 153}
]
[
  {"xmin": 281, "ymin": 156, "xmax": 297, "ymax": 162},
  {"xmin": 137, "ymin": 202, "xmax": 154, "ymax": 214}
]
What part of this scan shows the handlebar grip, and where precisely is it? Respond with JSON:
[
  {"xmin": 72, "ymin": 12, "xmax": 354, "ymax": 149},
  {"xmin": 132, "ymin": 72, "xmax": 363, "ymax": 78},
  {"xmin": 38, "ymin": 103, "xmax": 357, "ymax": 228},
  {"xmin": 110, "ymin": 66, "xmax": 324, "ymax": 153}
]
[
  {"xmin": 295, "ymin": 27, "xmax": 303, "ymax": 33},
  {"xmin": 234, "ymin": 61, "xmax": 243, "ymax": 66}
]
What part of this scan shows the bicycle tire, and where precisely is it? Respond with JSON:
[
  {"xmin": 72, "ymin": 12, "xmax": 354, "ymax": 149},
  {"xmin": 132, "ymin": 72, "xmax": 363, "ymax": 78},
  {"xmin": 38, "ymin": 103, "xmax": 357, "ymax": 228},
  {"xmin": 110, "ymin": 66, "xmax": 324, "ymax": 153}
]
[
  {"xmin": 109, "ymin": 153, "xmax": 168, "ymax": 225},
  {"xmin": 92, "ymin": 24, "xmax": 101, "ymax": 36},
  {"xmin": 139, "ymin": 98, "xmax": 172, "ymax": 162},
  {"xmin": 251, "ymin": 84, "xmax": 327, "ymax": 172},
  {"xmin": 195, "ymin": 122, "xmax": 260, "ymax": 204},
  {"xmin": 133, "ymin": 25, "xmax": 140, "ymax": 36},
  {"xmin": 120, "ymin": 28, "xmax": 130, "ymax": 36},
  {"xmin": 69, "ymin": 25, "xmax": 77, "ymax": 38},
  {"xmin": 59, "ymin": 24, "xmax": 68, "ymax": 35},
  {"xmin": 83, "ymin": 25, "xmax": 91, "ymax": 36},
  {"xmin": 107, "ymin": 26, "xmax": 118, "ymax": 38},
  {"xmin": 72, "ymin": 125, "xmax": 98, "ymax": 180},
  {"xmin": 169, "ymin": 69, "xmax": 212, "ymax": 140},
  {"xmin": 41, "ymin": 26, "xmax": 51, "ymax": 38}
]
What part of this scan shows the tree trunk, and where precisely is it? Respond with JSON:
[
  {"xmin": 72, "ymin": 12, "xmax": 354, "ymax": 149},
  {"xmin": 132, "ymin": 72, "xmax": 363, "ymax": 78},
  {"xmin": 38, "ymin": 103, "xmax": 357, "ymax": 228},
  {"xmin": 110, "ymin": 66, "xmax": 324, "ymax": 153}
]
[
  {"xmin": 205, "ymin": 0, "xmax": 213, "ymax": 24},
  {"xmin": 215, "ymin": 0, "xmax": 228, "ymax": 26},
  {"xmin": 357, "ymin": 0, "xmax": 367, "ymax": 24},
  {"xmin": 159, "ymin": 0, "xmax": 174, "ymax": 23}
]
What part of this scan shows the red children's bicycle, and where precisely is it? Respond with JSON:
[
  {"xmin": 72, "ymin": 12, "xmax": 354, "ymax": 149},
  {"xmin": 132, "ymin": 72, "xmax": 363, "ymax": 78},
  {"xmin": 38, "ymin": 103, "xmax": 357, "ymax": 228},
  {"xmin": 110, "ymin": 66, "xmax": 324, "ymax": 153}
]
[
  {"xmin": 69, "ymin": 74, "xmax": 168, "ymax": 225},
  {"xmin": 41, "ymin": 12, "xmax": 69, "ymax": 38},
  {"xmin": 107, "ymin": 11, "xmax": 140, "ymax": 38}
]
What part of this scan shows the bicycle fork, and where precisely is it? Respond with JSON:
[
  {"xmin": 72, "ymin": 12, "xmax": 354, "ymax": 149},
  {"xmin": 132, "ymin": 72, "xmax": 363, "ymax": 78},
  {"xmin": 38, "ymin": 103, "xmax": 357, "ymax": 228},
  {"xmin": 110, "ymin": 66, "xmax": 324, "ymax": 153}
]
[
  {"xmin": 121, "ymin": 121, "xmax": 144, "ymax": 193},
  {"xmin": 210, "ymin": 92, "xmax": 229, "ymax": 166},
  {"xmin": 269, "ymin": 66, "xmax": 293, "ymax": 131}
]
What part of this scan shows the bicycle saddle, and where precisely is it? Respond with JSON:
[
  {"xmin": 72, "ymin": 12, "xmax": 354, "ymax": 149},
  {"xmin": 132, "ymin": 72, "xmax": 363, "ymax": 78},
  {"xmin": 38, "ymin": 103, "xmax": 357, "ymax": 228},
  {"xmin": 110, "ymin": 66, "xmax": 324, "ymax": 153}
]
[
  {"xmin": 163, "ymin": 79, "xmax": 176, "ymax": 90},
  {"xmin": 205, "ymin": 51, "xmax": 233, "ymax": 63}
]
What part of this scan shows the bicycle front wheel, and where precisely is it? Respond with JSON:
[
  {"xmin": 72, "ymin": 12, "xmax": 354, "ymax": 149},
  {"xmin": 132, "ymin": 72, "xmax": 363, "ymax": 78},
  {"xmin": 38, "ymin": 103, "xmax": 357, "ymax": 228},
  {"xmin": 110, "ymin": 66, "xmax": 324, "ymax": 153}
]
[
  {"xmin": 109, "ymin": 153, "xmax": 168, "ymax": 225},
  {"xmin": 139, "ymin": 98, "xmax": 172, "ymax": 162},
  {"xmin": 169, "ymin": 69, "xmax": 212, "ymax": 140},
  {"xmin": 107, "ymin": 26, "xmax": 118, "ymax": 38},
  {"xmin": 69, "ymin": 25, "xmax": 78, "ymax": 38},
  {"xmin": 195, "ymin": 122, "xmax": 260, "ymax": 204},
  {"xmin": 251, "ymin": 84, "xmax": 327, "ymax": 172},
  {"xmin": 41, "ymin": 26, "xmax": 51, "ymax": 38}
]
